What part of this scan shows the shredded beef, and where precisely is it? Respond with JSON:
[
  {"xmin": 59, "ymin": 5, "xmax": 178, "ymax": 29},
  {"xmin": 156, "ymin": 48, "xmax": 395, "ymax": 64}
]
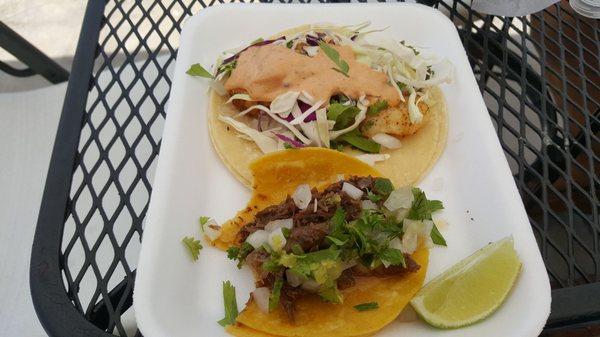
[
  {"xmin": 239, "ymin": 196, "xmax": 297, "ymax": 241},
  {"xmin": 337, "ymin": 269, "xmax": 356, "ymax": 290},
  {"xmin": 280, "ymin": 283, "xmax": 306, "ymax": 323},
  {"xmin": 347, "ymin": 176, "xmax": 376, "ymax": 190},
  {"xmin": 245, "ymin": 249, "xmax": 271, "ymax": 284},
  {"xmin": 284, "ymin": 222, "xmax": 329, "ymax": 252}
]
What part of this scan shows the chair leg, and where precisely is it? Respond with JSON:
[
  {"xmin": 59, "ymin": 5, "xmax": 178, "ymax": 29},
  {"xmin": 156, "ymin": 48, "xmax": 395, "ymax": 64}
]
[{"xmin": 0, "ymin": 21, "xmax": 69, "ymax": 83}]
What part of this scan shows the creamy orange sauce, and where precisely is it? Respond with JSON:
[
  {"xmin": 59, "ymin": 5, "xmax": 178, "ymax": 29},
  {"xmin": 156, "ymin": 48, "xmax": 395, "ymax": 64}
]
[{"xmin": 224, "ymin": 44, "xmax": 401, "ymax": 106}]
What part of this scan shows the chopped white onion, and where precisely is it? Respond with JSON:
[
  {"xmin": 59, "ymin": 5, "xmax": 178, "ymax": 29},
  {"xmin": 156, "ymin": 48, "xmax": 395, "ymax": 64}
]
[
  {"xmin": 270, "ymin": 91, "xmax": 300, "ymax": 118},
  {"xmin": 354, "ymin": 153, "xmax": 391, "ymax": 166},
  {"xmin": 251, "ymin": 287, "xmax": 271, "ymax": 313},
  {"xmin": 342, "ymin": 182, "xmax": 363, "ymax": 200},
  {"xmin": 292, "ymin": 184, "xmax": 312, "ymax": 210},
  {"xmin": 401, "ymin": 219, "xmax": 434, "ymax": 254},
  {"xmin": 286, "ymin": 269, "xmax": 304, "ymax": 287},
  {"xmin": 268, "ymin": 228, "xmax": 287, "ymax": 252},
  {"xmin": 204, "ymin": 224, "xmax": 221, "ymax": 242},
  {"xmin": 372, "ymin": 133, "xmax": 402, "ymax": 149},
  {"xmin": 303, "ymin": 46, "xmax": 319, "ymax": 57},
  {"xmin": 218, "ymin": 116, "xmax": 278, "ymax": 153},
  {"xmin": 246, "ymin": 229, "xmax": 269, "ymax": 249},
  {"xmin": 301, "ymin": 279, "xmax": 320, "ymax": 292},
  {"xmin": 265, "ymin": 218, "xmax": 293, "ymax": 232},
  {"xmin": 395, "ymin": 207, "xmax": 410, "ymax": 222},
  {"xmin": 389, "ymin": 237, "xmax": 404, "ymax": 251},
  {"xmin": 384, "ymin": 186, "xmax": 414, "ymax": 211},
  {"xmin": 361, "ymin": 199, "xmax": 378, "ymax": 210}
]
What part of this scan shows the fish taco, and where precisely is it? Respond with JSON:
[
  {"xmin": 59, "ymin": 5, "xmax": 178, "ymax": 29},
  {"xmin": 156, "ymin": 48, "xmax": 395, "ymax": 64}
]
[
  {"xmin": 188, "ymin": 23, "xmax": 452, "ymax": 188},
  {"xmin": 204, "ymin": 148, "xmax": 447, "ymax": 337}
]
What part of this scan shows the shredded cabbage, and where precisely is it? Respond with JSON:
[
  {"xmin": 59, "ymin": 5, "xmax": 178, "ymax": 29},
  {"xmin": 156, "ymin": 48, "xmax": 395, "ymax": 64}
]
[
  {"xmin": 218, "ymin": 115, "xmax": 278, "ymax": 153},
  {"xmin": 225, "ymin": 93, "xmax": 252, "ymax": 104}
]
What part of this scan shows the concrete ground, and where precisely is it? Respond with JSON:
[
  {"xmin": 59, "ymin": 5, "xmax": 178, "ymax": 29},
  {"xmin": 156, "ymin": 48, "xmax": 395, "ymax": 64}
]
[{"xmin": 0, "ymin": 1, "xmax": 85, "ymax": 336}]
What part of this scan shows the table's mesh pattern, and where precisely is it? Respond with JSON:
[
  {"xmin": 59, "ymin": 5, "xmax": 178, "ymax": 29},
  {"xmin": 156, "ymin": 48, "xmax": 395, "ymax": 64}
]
[{"xmin": 57, "ymin": 0, "xmax": 599, "ymax": 335}]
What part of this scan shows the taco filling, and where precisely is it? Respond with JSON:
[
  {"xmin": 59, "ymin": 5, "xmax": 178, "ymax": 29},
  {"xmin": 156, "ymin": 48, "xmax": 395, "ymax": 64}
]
[
  {"xmin": 226, "ymin": 175, "xmax": 446, "ymax": 323},
  {"xmin": 188, "ymin": 23, "xmax": 452, "ymax": 177}
]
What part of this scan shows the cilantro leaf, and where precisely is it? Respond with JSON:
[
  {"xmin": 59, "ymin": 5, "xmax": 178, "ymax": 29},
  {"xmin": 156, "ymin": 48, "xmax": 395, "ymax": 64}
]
[
  {"xmin": 226, "ymin": 246, "xmax": 239, "ymax": 260},
  {"xmin": 338, "ymin": 134, "xmax": 380, "ymax": 153},
  {"xmin": 217, "ymin": 281, "xmax": 239, "ymax": 326},
  {"xmin": 269, "ymin": 277, "xmax": 283, "ymax": 312},
  {"xmin": 327, "ymin": 104, "xmax": 361, "ymax": 130},
  {"xmin": 283, "ymin": 143, "xmax": 294, "ymax": 149},
  {"xmin": 354, "ymin": 302, "xmax": 379, "ymax": 311},
  {"xmin": 199, "ymin": 216, "xmax": 210, "ymax": 225},
  {"xmin": 367, "ymin": 190, "xmax": 382, "ymax": 203},
  {"xmin": 407, "ymin": 188, "xmax": 444, "ymax": 220},
  {"xmin": 182, "ymin": 236, "xmax": 202, "ymax": 261},
  {"xmin": 217, "ymin": 61, "xmax": 236, "ymax": 76},
  {"xmin": 373, "ymin": 178, "xmax": 394, "ymax": 196},
  {"xmin": 318, "ymin": 41, "xmax": 349, "ymax": 77},
  {"xmin": 367, "ymin": 100, "xmax": 388, "ymax": 116},
  {"xmin": 431, "ymin": 224, "xmax": 447, "ymax": 246},
  {"xmin": 251, "ymin": 37, "xmax": 264, "ymax": 44},
  {"xmin": 186, "ymin": 63, "xmax": 214, "ymax": 79},
  {"xmin": 379, "ymin": 248, "xmax": 406, "ymax": 267},
  {"xmin": 331, "ymin": 207, "xmax": 346, "ymax": 230},
  {"xmin": 286, "ymin": 40, "xmax": 294, "ymax": 48},
  {"xmin": 319, "ymin": 284, "xmax": 343, "ymax": 303},
  {"xmin": 227, "ymin": 242, "xmax": 254, "ymax": 268},
  {"xmin": 326, "ymin": 235, "xmax": 347, "ymax": 246}
]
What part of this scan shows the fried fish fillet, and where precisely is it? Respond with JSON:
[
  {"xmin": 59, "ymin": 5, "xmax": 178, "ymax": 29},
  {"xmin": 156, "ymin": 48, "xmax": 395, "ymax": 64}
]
[{"xmin": 360, "ymin": 101, "xmax": 429, "ymax": 138}]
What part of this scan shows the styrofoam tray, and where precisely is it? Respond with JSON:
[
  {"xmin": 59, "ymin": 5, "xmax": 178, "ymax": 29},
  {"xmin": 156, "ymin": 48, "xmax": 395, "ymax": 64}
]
[{"xmin": 134, "ymin": 3, "xmax": 551, "ymax": 337}]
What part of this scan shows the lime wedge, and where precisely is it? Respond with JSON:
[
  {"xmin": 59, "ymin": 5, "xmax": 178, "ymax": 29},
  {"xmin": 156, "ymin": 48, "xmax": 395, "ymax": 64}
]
[{"xmin": 410, "ymin": 236, "xmax": 521, "ymax": 328}]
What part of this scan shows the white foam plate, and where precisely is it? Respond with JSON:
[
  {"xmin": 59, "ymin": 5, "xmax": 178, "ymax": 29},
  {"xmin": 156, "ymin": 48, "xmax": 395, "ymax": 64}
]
[{"xmin": 134, "ymin": 3, "xmax": 551, "ymax": 337}]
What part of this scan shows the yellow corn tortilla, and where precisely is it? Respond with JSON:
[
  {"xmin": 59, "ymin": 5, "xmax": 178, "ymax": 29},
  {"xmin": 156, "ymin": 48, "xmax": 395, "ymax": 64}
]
[
  {"xmin": 214, "ymin": 148, "xmax": 429, "ymax": 337},
  {"xmin": 214, "ymin": 147, "xmax": 380, "ymax": 249}
]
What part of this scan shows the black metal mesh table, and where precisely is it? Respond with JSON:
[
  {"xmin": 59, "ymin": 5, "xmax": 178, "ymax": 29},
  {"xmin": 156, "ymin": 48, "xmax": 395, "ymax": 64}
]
[{"xmin": 30, "ymin": 1, "xmax": 599, "ymax": 336}]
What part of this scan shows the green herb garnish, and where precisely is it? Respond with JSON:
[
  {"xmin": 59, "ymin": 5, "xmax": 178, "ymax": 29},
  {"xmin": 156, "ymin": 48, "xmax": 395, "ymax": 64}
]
[
  {"xmin": 182, "ymin": 236, "xmax": 202, "ymax": 261},
  {"xmin": 338, "ymin": 133, "xmax": 380, "ymax": 153},
  {"xmin": 318, "ymin": 41, "xmax": 349, "ymax": 77},
  {"xmin": 269, "ymin": 277, "xmax": 284, "ymax": 312},
  {"xmin": 367, "ymin": 100, "xmax": 388, "ymax": 116},
  {"xmin": 286, "ymin": 40, "xmax": 294, "ymax": 48},
  {"xmin": 227, "ymin": 242, "xmax": 255, "ymax": 268},
  {"xmin": 354, "ymin": 302, "xmax": 379, "ymax": 311},
  {"xmin": 407, "ymin": 188, "xmax": 444, "ymax": 221},
  {"xmin": 407, "ymin": 188, "xmax": 447, "ymax": 246},
  {"xmin": 379, "ymin": 247, "xmax": 406, "ymax": 267},
  {"xmin": 327, "ymin": 103, "xmax": 361, "ymax": 130},
  {"xmin": 283, "ymin": 143, "xmax": 294, "ymax": 149},
  {"xmin": 373, "ymin": 178, "xmax": 394, "ymax": 196},
  {"xmin": 186, "ymin": 63, "xmax": 214, "ymax": 79},
  {"xmin": 251, "ymin": 37, "xmax": 264, "ymax": 44},
  {"xmin": 217, "ymin": 281, "xmax": 239, "ymax": 326}
]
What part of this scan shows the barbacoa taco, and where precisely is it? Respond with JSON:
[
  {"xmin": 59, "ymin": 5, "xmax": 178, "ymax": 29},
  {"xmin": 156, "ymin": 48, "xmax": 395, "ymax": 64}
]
[
  {"xmin": 188, "ymin": 23, "xmax": 452, "ymax": 188},
  {"xmin": 205, "ymin": 148, "xmax": 447, "ymax": 337}
]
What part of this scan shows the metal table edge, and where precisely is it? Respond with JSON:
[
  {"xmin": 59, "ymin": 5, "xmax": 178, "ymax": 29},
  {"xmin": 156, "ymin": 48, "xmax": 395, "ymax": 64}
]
[{"xmin": 29, "ymin": 1, "xmax": 114, "ymax": 336}]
